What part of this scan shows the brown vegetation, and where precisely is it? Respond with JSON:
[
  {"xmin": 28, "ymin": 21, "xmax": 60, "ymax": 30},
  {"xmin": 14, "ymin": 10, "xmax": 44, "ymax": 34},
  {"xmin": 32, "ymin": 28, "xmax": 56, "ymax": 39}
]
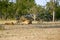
[{"xmin": 5, "ymin": 22, "xmax": 14, "ymax": 25}]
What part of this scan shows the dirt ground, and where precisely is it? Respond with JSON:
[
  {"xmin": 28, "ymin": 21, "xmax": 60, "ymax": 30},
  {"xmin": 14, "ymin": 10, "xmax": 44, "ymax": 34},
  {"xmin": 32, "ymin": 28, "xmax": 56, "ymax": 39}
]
[{"xmin": 0, "ymin": 27, "xmax": 60, "ymax": 40}]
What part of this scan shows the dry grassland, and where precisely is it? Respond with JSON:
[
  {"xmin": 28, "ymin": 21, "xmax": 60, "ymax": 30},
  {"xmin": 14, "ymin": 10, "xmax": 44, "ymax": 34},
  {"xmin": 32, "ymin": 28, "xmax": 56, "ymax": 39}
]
[{"xmin": 0, "ymin": 27, "xmax": 60, "ymax": 40}]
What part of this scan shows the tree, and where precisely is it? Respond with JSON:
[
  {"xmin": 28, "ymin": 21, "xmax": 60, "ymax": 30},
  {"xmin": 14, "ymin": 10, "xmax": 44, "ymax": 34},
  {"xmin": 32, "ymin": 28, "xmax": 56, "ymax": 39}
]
[
  {"xmin": 0, "ymin": 0, "xmax": 16, "ymax": 20},
  {"xmin": 0, "ymin": 0, "xmax": 9, "ymax": 19},
  {"xmin": 15, "ymin": 0, "xmax": 36, "ymax": 21},
  {"xmin": 7, "ymin": 2, "xmax": 16, "ymax": 19},
  {"xmin": 29, "ymin": 5, "xmax": 45, "ymax": 21},
  {"xmin": 46, "ymin": 0, "xmax": 58, "ymax": 22},
  {"xmin": 55, "ymin": 6, "xmax": 60, "ymax": 20},
  {"xmin": 29, "ymin": 6, "xmax": 38, "ymax": 21}
]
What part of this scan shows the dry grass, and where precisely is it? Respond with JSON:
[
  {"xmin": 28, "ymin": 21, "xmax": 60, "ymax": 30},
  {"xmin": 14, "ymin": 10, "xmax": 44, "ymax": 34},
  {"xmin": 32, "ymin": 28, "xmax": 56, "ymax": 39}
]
[
  {"xmin": 0, "ymin": 20, "xmax": 16, "ymax": 24},
  {"xmin": 0, "ymin": 27, "xmax": 60, "ymax": 40},
  {"xmin": 0, "ymin": 20, "xmax": 60, "ymax": 40}
]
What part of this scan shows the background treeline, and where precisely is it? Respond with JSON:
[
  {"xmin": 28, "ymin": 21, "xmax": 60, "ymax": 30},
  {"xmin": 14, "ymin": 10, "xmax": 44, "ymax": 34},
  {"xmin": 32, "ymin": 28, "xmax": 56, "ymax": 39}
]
[{"xmin": 0, "ymin": 0, "xmax": 60, "ymax": 21}]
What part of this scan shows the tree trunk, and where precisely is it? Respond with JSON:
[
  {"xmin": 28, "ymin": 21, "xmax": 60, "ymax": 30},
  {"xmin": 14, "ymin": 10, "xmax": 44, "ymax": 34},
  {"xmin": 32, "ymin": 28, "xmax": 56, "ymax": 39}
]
[
  {"xmin": 53, "ymin": 10, "xmax": 55, "ymax": 22},
  {"xmin": 33, "ymin": 14, "xmax": 36, "ymax": 21}
]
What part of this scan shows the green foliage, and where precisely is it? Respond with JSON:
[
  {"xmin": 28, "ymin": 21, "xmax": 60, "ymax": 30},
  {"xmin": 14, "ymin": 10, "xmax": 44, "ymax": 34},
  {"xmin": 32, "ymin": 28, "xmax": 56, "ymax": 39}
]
[
  {"xmin": 55, "ymin": 6, "xmax": 60, "ymax": 20},
  {"xmin": 0, "ymin": 0, "xmax": 60, "ymax": 21}
]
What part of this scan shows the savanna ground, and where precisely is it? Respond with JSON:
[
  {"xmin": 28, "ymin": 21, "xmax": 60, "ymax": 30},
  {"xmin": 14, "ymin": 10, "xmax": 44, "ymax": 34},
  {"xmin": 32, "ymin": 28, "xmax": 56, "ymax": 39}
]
[
  {"xmin": 0, "ymin": 25, "xmax": 60, "ymax": 40},
  {"xmin": 0, "ymin": 20, "xmax": 60, "ymax": 40}
]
